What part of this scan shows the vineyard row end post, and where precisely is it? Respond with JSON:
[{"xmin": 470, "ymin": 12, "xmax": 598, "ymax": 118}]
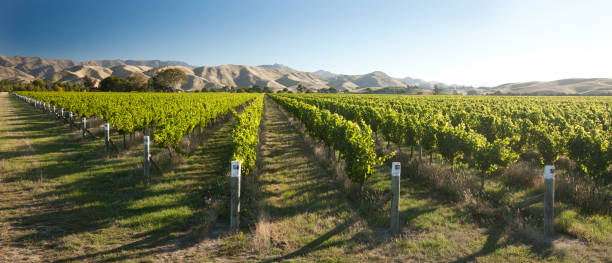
[
  {"xmin": 544, "ymin": 165, "xmax": 555, "ymax": 236},
  {"xmin": 144, "ymin": 136, "xmax": 150, "ymax": 182},
  {"xmin": 69, "ymin": 112, "xmax": 74, "ymax": 130},
  {"xmin": 391, "ymin": 162, "xmax": 401, "ymax": 234},
  {"xmin": 104, "ymin": 123, "xmax": 110, "ymax": 156},
  {"xmin": 81, "ymin": 117, "xmax": 87, "ymax": 139},
  {"xmin": 231, "ymin": 161, "xmax": 241, "ymax": 231}
]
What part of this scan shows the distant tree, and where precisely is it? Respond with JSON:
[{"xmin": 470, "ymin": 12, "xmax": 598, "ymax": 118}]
[
  {"xmin": 32, "ymin": 79, "xmax": 46, "ymax": 87},
  {"xmin": 52, "ymin": 82, "xmax": 63, "ymax": 91},
  {"xmin": 263, "ymin": 86, "xmax": 273, "ymax": 93},
  {"xmin": 126, "ymin": 72, "xmax": 148, "ymax": 91},
  {"xmin": 82, "ymin": 76, "xmax": 97, "ymax": 91},
  {"xmin": 305, "ymin": 88, "xmax": 313, "ymax": 93},
  {"xmin": 250, "ymin": 85, "xmax": 262, "ymax": 93},
  {"xmin": 467, "ymin": 90, "xmax": 479, "ymax": 95},
  {"xmin": 365, "ymin": 87, "xmax": 373, "ymax": 93},
  {"xmin": 296, "ymin": 84, "xmax": 306, "ymax": 93},
  {"xmin": 153, "ymin": 68, "xmax": 187, "ymax": 92},
  {"xmin": 282, "ymin": 87, "xmax": 289, "ymax": 93},
  {"xmin": 328, "ymin": 87, "xmax": 338, "ymax": 93},
  {"xmin": 100, "ymin": 76, "xmax": 129, "ymax": 92},
  {"xmin": 433, "ymin": 85, "xmax": 444, "ymax": 95}
]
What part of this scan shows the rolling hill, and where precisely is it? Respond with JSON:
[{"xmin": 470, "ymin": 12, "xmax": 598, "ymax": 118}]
[
  {"xmin": 0, "ymin": 55, "xmax": 438, "ymax": 91},
  {"xmin": 492, "ymin": 78, "xmax": 612, "ymax": 95}
]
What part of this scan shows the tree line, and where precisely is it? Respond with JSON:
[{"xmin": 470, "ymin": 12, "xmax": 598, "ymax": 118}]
[{"xmin": 0, "ymin": 68, "xmax": 190, "ymax": 93}]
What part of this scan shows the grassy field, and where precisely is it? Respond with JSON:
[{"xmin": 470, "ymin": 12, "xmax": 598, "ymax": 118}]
[{"xmin": 0, "ymin": 93, "xmax": 610, "ymax": 262}]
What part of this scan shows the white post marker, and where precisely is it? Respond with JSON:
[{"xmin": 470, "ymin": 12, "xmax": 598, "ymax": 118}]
[
  {"xmin": 230, "ymin": 161, "xmax": 241, "ymax": 230},
  {"xmin": 143, "ymin": 136, "xmax": 150, "ymax": 181},
  {"xmin": 60, "ymin": 108, "xmax": 64, "ymax": 119},
  {"xmin": 104, "ymin": 123, "xmax": 110, "ymax": 156},
  {"xmin": 544, "ymin": 165, "xmax": 555, "ymax": 235},
  {"xmin": 81, "ymin": 117, "xmax": 87, "ymax": 138},
  {"xmin": 391, "ymin": 162, "xmax": 401, "ymax": 234},
  {"xmin": 69, "ymin": 112, "xmax": 74, "ymax": 130}
]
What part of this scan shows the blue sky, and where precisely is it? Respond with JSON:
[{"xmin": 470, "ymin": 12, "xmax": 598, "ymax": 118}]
[{"xmin": 2, "ymin": 0, "xmax": 611, "ymax": 86}]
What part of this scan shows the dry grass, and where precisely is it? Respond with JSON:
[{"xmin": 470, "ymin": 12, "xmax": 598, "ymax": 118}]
[
  {"xmin": 416, "ymin": 162, "xmax": 480, "ymax": 202},
  {"xmin": 503, "ymin": 161, "xmax": 609, "ymax": 214},
  {"xmin": 555, "ymin": 172, "xmax": 609, "ymax": 214},
  {"xmin": 502, "ymin": 162, "xmax": 542, "ymax": 188}
]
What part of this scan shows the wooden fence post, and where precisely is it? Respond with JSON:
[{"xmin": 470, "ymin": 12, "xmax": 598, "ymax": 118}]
[
  {"xmin": 544, "ymin": 165, "xmax": 555, "ymax": 236},
  {"xmin": 81, "ymin": 117, "xmax": 87, "ymax": 139},
  {"xmin": 104, "ymin": 123, "xmax": 110, "ymax": 156},
  {"xmin": 391, "ymin": 162, "xmax": 401, "ymax": 234},
  {"xmin": 230, "ymin": 161, "xmax": 241, "ymax": 231},
  {"xmin": 144, "ymin": 136, "xmax": 150, "ymax": 182}
]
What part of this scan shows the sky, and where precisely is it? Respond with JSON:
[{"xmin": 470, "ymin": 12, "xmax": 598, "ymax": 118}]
[{"xmin": 2, "ymin": 0, "xmax": 611, "ymax": 87}]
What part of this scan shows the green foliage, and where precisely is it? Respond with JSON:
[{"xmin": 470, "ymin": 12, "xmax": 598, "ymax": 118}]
[
  {"xmin": 275, "ymin": 93, "xmax": 611, "ymax": 183},
  {"xmin": 82, "ymin": 76, "xmax": 97, "ymax": 91},
  {"xmin": 126, "ymin": 72, "xmax": 148, "ymax": 91},
  {"xmin": 567, "ymin": 126, "xmax": 610, "ymax": 183},
  {"xmin": 17, "ymin": 91, "xmax": 258, "ymax": 149},
  {"xmin": 270, "ymin": 94, "xmax": 383, "ymax": 185},
  {"xmin": 153, "ymin": 68, "xmax": 187, "ymax": 92},
  {"xmin": 474, "ymin": 138, "xmax": 518, "ymax": 175},
  {"xmin": 0, "ymin": 79, "xmax": 86, "ymax": 92},
  {"xmin": 99, "ymin": 76, "xmax": 130, "ymax": 92},
  {"xmin": 531, "ymin": 126, "xmax": 564, "ymax": 165},
  {"xmin": 231, "ymin": 95, "xmax": 264, "ymax": 175}
]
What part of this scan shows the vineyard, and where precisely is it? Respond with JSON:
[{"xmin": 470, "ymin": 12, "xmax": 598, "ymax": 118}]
[
  {"xmin": 1, "ymin": 91, "xmax": 611, "ymax": 262},
  {"xmin": 277, "ymin": 94, "xmax": 612, "ymax": 186}
]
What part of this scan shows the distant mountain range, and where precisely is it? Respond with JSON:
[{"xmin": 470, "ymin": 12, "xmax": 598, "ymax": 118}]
[
  {"xmin": 0, "ymin": 55, "xmax": 454, "ymax": 92},
  {"xmin": 1, "ymin": 54, "xmax": 611, "ymax": 95}
]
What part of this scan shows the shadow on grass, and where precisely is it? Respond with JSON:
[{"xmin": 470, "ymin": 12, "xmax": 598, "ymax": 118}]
[{"xmin": 450, "ymin": 222, "xmax": 556, "ymax": 263}]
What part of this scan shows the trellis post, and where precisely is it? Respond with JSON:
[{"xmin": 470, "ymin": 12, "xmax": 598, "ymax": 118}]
[
  {"xmin": 69, "ymin": 112, "xmax": 74, "ymax": 130},
  {"xmin": 104, "ymin": 123, "xmax": 110, "ymax": 156},
  {"xmin": 391, "ymin": 162, "xmax": 401, "ymax": 234},
  {"xmin": 144, "ymin": 136, "xmax": 150, "ymax": 182},
  {"xmin": 544, "ymin": 165, "xmax": 555, "ymax": 236},
  {"xmin": 81, "ymin": 117, "xmax": 87, "ymax": 139},
  {"xmin": 230, "ymin": 161, "xmax": 241, "ymax": 231}
]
